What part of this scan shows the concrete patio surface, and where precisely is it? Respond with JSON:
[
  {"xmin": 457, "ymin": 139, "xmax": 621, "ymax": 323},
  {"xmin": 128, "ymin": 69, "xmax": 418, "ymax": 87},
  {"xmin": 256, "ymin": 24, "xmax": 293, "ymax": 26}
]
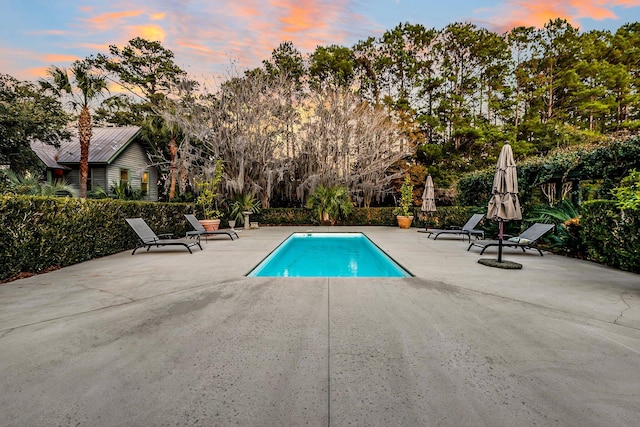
[{"xmin": 1, "ymin": 225, "xmax": 639, "ymax": 426}]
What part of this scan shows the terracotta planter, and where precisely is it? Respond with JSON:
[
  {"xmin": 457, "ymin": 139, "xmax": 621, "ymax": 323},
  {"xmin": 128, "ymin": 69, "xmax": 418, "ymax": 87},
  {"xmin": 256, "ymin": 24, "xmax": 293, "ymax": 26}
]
[
  {"xmin": 396, "ymin": 215, "xmax": 414, "ymax": 229},
  {"xmin": 199, "ymin": 219, "xmax": 220, "ymax": 231}
]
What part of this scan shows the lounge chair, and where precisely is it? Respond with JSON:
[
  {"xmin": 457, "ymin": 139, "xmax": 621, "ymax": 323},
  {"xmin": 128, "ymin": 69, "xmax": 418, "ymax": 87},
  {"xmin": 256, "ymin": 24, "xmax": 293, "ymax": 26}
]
[
  {"xmin": 184, "ymin": 214, "xmax": 238, "ymax": 241},
  {"xmin": 467, "ymin": 222, "xmax": 555, "ymax": 256},
  {"xmin": 125, "ymin": 218, "xmax": 202, "ymax": 255},
  {"xmin": 422, "ymin": 213, "xmax": 485, "ymax": 241}
]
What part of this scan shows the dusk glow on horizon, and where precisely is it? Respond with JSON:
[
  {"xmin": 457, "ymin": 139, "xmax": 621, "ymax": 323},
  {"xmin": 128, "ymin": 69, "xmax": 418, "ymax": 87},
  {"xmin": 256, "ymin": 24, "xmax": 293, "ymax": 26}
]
[{"xmin": 2, "ymin": 0, "xmax": 640, "ymax": 81}]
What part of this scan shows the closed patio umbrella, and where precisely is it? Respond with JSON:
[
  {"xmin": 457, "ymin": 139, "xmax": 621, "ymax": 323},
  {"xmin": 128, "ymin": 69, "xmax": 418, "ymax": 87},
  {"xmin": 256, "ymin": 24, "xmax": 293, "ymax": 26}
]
[
  {"xmin": 487, "ymin": 143, "xmax": 522, "ymax": 262},
  {"xmin": 420, "ymin": 174, "xmax": 436, "ymax": 232}
]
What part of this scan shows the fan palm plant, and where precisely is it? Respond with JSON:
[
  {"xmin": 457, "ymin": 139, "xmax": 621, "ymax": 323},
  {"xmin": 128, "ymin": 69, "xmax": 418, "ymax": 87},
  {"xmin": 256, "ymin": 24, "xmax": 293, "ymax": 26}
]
[
  {"xmin": 1, "ymin": 170, "xmax": 75, "ymax": 196},
  {"xmin": 229, "ymin": 193, "xmax": 261, "ymax": 226},
  {"xmin": 40, "ymin": 60, "xmax": 108, "ymax": 198},
  {"xmin": 306, "ymin": 185, "xmax": 353, "ymax": 225}
]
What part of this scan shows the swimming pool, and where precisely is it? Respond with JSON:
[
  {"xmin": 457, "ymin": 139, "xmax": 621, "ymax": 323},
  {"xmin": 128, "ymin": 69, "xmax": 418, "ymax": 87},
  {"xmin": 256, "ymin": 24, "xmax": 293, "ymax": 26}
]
[{"xmin": 248, "ymin": 232, "xmax": 412, "ymax": 277}]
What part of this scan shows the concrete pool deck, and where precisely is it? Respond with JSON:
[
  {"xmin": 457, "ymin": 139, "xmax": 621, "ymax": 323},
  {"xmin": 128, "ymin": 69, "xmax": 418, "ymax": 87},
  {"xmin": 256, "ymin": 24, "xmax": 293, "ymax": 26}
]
[{"xmin": 1, "ymin": 225, "xmax": 639, "ymax": 426}]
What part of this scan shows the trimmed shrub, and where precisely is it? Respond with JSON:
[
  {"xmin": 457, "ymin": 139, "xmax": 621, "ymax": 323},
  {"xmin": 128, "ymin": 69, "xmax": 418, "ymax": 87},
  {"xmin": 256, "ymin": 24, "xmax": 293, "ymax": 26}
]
[
  {"xmin": 255, "ymin": 206, "xmax": 484, "ymax": 228},
  {"xmin": 254, "ymin": 208, "xmax": 316, "ymax": 225},
  {"xmin": 411, "ymin": 206, "xmax": 481, "ymax": 230},
  {"xmin": 581, "ymin": 200, "xmax": 640, "ymax": 273},
  {"xmin": 0, "ymin": 195, "xmax": 194, "ymax": 281},
  {"xmin": 347, "ymin": 207, "xmax": 396, "ymax": 226}
]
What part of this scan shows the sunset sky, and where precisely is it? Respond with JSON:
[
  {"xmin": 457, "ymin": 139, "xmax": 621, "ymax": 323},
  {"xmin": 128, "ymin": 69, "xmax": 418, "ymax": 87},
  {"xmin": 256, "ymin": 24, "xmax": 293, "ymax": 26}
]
[{"xmin": 2, "ymin": 0, "xmax": 640, "ymax": 82}]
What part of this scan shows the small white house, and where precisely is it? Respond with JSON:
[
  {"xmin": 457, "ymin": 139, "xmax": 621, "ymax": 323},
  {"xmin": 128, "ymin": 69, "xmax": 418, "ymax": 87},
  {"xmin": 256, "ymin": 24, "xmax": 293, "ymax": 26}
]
[{"xmin": 30, "ymin": 126, "xmax": 159, "ymax": 201}]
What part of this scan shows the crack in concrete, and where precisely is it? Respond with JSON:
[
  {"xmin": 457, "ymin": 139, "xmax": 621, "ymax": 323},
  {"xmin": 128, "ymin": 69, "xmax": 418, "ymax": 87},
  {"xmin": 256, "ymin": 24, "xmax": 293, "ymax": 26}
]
[
  {"xmin": 77, "ymin": 283, "xmax": 136, "ymax": 303},
  {"xmin": 0, "ymin": 328, "xmax": 15, "ymax": 339},
  {"xmin": 614, "ymin": 292, "xmax": 632, "ymax": 325},
  {"xmin": 432, "ymin": 281, "xmax": 640, "ymax": 332}
]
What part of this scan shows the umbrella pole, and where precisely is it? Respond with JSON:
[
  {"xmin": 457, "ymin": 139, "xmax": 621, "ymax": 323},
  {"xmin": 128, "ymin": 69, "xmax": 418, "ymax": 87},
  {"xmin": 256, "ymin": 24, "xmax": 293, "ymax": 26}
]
[
  {"xmin": 424, "ymin": 214, "xmax": 428, "ymax": 231},
  {"xmin": 498, "ymin": 221, "xmax": 504, "ymax": 263}
]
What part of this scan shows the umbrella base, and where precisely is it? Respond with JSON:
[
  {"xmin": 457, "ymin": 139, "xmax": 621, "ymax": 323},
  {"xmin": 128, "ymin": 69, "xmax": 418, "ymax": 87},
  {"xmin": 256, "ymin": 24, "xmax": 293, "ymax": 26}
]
[{"xmin": 478, "ymin": 258, "xmax": 522, "ymax": 269}]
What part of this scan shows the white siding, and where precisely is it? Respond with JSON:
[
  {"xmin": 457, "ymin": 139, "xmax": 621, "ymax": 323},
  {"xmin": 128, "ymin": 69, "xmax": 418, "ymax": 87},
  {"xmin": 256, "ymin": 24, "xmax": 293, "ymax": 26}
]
[
  {"xmin": 91, "ymin": 167, "xmax": 108, "ymax": 191},
  {"xmin": 108, "ymin": 142, "xmax": 158, "ymax": 201}
]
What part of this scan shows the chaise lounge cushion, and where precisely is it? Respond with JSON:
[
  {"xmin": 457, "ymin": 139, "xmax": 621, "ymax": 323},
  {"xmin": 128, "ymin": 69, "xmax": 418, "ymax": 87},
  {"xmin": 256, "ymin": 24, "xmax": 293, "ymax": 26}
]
[{"xmin": 507, "ymin": 237, "xmax": 531, "ymax": 245}]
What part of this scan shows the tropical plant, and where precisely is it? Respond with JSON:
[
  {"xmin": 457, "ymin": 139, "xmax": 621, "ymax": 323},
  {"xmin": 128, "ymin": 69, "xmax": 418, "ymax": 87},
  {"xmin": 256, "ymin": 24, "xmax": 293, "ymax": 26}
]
[
  {"xmin": 229, "ymin": 193, "xmax": 261, "ymax": 225},
  {"xmin": 393, "ymin": 175, "xmax": 415, "ymax": 217},
  {"xmin": 611, "ymin": 169, "xmax": 640, "ymax": 210},
  {"xmin": 109, "ymin": 180, "xmax": 144, "ymax": 200},
  {"xmin": 87, "ymin": 185, "xmax": 109, "ymax": 199},
  {"xmin": 40, "ymin": 60, "xmax": 108, "ymax": 198},
  {"xmin": 306, "ymin": 185, "xmax": 353, "ymax": 225},
  {"xmin": 0, "ymin": 169, "xmax": 75, "ymax": 196},
  {"xmin": 526, "ymin": 199, "xmax": 585, "ymax": 256}
]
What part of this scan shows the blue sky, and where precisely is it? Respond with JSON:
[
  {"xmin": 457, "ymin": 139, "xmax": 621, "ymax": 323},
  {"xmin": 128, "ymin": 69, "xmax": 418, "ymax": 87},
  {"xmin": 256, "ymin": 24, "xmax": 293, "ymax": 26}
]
[{"xmin": 2, "ymin": 0, "xmax": 640, "ymax": 81}]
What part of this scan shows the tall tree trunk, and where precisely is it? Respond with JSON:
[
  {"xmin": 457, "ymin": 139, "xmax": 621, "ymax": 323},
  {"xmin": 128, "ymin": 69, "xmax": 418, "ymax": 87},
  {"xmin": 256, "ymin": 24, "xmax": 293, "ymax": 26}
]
[
  {"xmin": 168, "ymin": 137, "xmax": 177, "ymax": 200},
  {"xmin": 78, "ymin": 106, "xmax": 92, "ymax": 198},
  {"xmin": 547, "ymin": 63, "xmax": 554, "ymax": 121},
  {"xmin": 514, "ymin": 85, "xmax": 520, "ymax": 131}
]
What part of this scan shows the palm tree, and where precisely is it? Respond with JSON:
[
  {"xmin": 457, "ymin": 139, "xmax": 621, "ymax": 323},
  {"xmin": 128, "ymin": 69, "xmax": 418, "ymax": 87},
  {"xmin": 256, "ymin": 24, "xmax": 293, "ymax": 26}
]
[{"xmin": 41, "ymin": 61, "xmax": 108, "ymax": 198}]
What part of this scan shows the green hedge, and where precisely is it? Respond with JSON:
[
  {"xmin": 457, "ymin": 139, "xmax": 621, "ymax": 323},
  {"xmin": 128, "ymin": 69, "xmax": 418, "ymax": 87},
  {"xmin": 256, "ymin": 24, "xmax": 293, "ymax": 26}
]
[
  {"xmin": 254, "ymin": 208, "xmax": 317, "ymax": 226},
  {"xmin": 255, "ymin": 206, "xmax": 480, "ymax": 228},
  {"xmin": 581, "ymin": 200, "xmax": 639, "ymax": 273},
  {"xmin": 0, "ymin": 195, "xmax": 194, "ymax": 282}
]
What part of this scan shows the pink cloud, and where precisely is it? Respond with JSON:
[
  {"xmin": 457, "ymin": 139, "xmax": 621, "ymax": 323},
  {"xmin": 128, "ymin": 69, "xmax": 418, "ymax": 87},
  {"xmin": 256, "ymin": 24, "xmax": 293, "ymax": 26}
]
[
  {"xmin": 43, "ymin": 53, "xmax": 80, "ymax": 63},
  {"xmin": 82, "ymin": 9, "xmax": 146, "ymax": 31},
  {"xmin": 126, "ymin": 24, "xmax": 166, "ymax": 42},
  {"xmin": 569, "ymin": 0, "xmax": 617, "ymax": 20},
  {"xmin": 26, "ymin": 29, "xmax": 68, "ymax": 36},
  {"xmin": 26, "ymin": 67, "xmax": 53, "ymax": 79},
  {"xmin": 0, "ymin": 47, "xmax": 74, "ymax": 80},
  {"xmin": 480, "ymin": 0, "xmax": 640, "ymax": 32},
  {"xmin": 272, "ymin": 0, "xmax": 328, "ymax": 33}
]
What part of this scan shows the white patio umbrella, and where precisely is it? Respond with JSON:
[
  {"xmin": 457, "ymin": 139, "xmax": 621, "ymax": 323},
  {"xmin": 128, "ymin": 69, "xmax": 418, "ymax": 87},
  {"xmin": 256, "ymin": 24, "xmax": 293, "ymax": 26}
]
[
  {"xmin": 487, "ymin": 143, "xmax": 522, "ymax": 262},
  {"xmin": 420, "ymin": 174, "xmax": 436, "ymax": 232}
]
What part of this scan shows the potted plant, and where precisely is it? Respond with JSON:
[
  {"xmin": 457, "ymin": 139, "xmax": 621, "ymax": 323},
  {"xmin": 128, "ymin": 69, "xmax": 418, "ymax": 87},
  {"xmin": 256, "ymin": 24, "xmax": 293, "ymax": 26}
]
[
  {"xmin": 195, "ymin": 162, "xmax": 223, "ymax": 231},
  {"xmin": 306, "ymin": 185, "xmax": 353, "ymax": 225},
  {"xmin": 393, "ymin": 175, "xmax": 414, "ymax": 229}
]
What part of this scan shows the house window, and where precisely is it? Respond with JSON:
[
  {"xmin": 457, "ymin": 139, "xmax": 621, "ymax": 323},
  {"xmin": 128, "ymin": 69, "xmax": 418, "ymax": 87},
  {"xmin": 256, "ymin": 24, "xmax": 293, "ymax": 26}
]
[
  {"xmin": 120, "ymin": 169, "xmax": 129, "ymax": 183},
  {"xmin": 141, "ymin": 171, "xmax": 149, "ymax": 194},
  {"xmin": 87, "ymin": 169, "xmax": 93, "ymax": 191}
]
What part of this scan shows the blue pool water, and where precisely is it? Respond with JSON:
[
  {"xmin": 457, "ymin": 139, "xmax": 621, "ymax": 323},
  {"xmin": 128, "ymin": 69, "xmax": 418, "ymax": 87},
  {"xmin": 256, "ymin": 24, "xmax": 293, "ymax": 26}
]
[{"xmin": 248, "ymin": 232, "xmax": 412, "ymax": 277}]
